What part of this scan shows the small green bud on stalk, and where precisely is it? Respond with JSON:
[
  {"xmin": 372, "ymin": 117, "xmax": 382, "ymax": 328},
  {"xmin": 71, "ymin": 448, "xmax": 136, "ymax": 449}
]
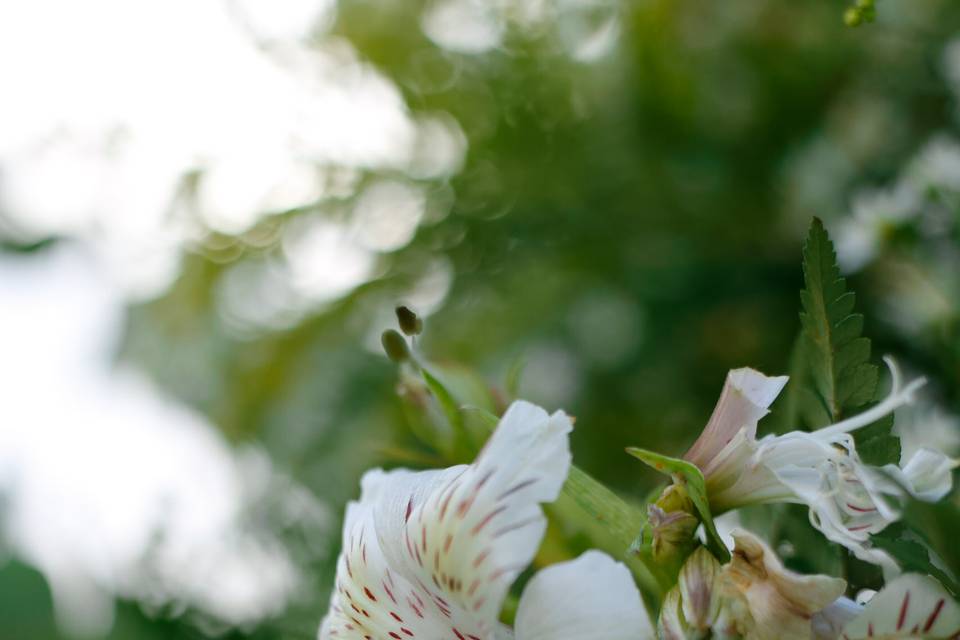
[
  {"xmin": 382, "ymin": 329, "xmax": 411, "ymax": 363},
  {"xmin": 396, "ymin": 305, "xmax": 423, "ymax": 336}
]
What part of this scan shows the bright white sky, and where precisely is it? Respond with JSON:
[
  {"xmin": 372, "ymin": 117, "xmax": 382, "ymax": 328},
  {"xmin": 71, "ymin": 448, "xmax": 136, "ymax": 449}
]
[
  {"xmin": 0, "ymin": 246, "xmax": 331, "ymax": 636},
  {"xmin": 0, "ymin": 0, "xmax": 465, "ymax": 306}
]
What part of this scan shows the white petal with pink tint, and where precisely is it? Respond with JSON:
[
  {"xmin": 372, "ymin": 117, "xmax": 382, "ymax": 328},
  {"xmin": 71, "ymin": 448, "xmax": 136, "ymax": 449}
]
[
  {"xmin": 684, "ymin": 367, "xmax": 788, "ymax": 471},
  {"xmin": 688, "ymin": 359, "xmax": 954, "ymax": 570},
  {"xmin": 512, "ymin": 551, "xmax": 654, "ymax": 640}
]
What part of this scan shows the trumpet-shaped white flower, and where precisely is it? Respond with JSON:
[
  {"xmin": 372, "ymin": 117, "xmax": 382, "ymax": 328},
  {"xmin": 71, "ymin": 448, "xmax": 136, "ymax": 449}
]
[
  {"xmin": 319, "ymin": 400, "xmax": 654, "ymax": 640},
  {"xmin": 685, "ymin": 359, "xmax": 955, "ymax": 569}
]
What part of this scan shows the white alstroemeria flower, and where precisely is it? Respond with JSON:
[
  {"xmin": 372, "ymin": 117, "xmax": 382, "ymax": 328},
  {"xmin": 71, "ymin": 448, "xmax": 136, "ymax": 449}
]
[
  {"xmin": 841, "ymin": 573, "xmax": 960, "ymax": 639},
  {"xmin": 685, "ymin": 359, "xmax": 955, "ymax": 569},
  {"xmin": 319, "ymin": 400, "xmax": 654, "ymax": 640}
]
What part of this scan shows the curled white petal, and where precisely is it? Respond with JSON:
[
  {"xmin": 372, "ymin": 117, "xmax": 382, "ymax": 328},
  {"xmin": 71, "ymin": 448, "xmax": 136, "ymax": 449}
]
[
  {"xmin": 685, "ymin": 368, "xmax": 788, "ymax": 470},
  {"xmin": 888, "ymin": 448, "xmax": 957, "ymax": 502}
]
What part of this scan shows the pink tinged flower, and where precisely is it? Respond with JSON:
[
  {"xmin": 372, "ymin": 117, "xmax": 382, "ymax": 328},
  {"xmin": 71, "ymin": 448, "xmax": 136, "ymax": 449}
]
[
  {"xmin": 319, "ymin": 400, "xmax": 654, "ymax": 640},
  {"xmin": 659, "ymin": 532, "xmax": 848, "ymax": 640},
  {"xmin": 841, "ymin": 573, "xmax": 960, "ymax": 639},
  {"xmin": 684, "ymin": 367, "xmax": 789, "ymax": 473},
  {"xmin": 719, "ymin": 529, "xmax": 847, "ymax": 640},
  {"xmin": 684, "ymin": 359, "xmax": 955, "ymax": 568}
]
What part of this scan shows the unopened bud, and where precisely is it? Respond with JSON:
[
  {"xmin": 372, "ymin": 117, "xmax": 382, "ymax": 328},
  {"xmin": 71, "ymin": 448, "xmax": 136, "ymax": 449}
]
[
  {"xmin": 648, "ymin": 505, "xmax": 699, "ymax": 562},
  {"xmin": 655, "ymin": 483, "xmax": 695, "ymax": 515},
  {"xmin": 396, "ymin": 305, "xmax": 423, "ymax": 336},
  {"xmin": 382, "ymin": 329, "xmax": 411, "ymax": 363},
  {"xmin": 677, "ymin": 547, "xmax": 722, "ymax": 632}
]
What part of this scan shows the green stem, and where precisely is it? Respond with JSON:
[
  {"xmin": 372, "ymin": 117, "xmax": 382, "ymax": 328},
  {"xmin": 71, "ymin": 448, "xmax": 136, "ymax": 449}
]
[{"xmin": 551, "ymin": 466, "xmax": 670, "ymax": 607}]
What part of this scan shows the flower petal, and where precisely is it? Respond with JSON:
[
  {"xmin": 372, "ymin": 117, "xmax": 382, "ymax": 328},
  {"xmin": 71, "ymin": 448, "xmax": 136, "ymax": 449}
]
[
  {"xmin": 513, "ymin": 551, "xmax": 655, "ymax": 640},
  {"xmin": 885, "ymin": 447, "xmax": 956, "ymax": 503},
  {"xmin": 657, "ymin": 587, "xmax": 687, "ymax": 640},
  {"xmin": 678, "ymin": 547, "xmax": 722, "ymax": 632},
  {"xmin": 319, "ymin": 477, "xmax": 486, "ymax": 640},
  {"xmin": 841, "ymin": 574, "xmax": 960, "ymax": 639},
  {"xmin": 812, "ymin": 597, "xmax": 862, "ymax": 640},
  {"xmin": 685, "ymin": 368, "xmax": 788, "ymax": 470},
  {"xmin": 373, "ymin": 400, "xmax": 574, "ymax": 634},
  {"xmin": 723, "ymin": 529, "xmax": 847, "ymax": 639}
]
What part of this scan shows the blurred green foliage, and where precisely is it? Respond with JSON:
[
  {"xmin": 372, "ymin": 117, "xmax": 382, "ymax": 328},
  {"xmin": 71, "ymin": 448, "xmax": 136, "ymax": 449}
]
[{"xmin": 5, "ymin": 0, "xmax": 960, "ymax": 637}]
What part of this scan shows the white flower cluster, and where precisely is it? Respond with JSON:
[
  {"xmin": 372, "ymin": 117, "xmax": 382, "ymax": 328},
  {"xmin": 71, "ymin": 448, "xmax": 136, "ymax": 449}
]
[{"xmin": 320, "ymin": 387, "xmax": 957, "ymax": 639}]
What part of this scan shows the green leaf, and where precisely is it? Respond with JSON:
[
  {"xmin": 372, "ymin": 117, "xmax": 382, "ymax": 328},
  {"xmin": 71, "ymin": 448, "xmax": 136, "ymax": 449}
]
[
  {"xmin": 854, "ymin": 414, "xmax": 901, "ymax": 467},
  {"xmin": 626, "ymin": 448, "xmax": 730, "ymax": 562},
  {"xmin": 421, "ymin": 367, "xmax": 462, "ymax": 429},
  {"xmin": 872, "ymin": 523, "xmax": 960, "ymax": 596},
  {"xmin": 418, "ymin": 363, "xmax": 501, "ymax": 461},
  {"xmin": 799, "ymin": 218, "xmax": 878, "ymax": 423},
  {"xmin": 798, "ymin": 218, "xmax": 900, "ymax": 464}
]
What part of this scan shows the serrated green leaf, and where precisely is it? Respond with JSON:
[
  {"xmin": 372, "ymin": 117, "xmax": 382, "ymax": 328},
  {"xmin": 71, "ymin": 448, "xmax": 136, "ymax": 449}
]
[
  {"xmin": 797, "ymin": 218, "xmax": 901, "ymax": 463},
  {"xmin": 799, "ymin": 218, "xmax": 880, "ymax": 424},
  {"xmin": 838, "ymin": 362, "xmax": 878, "ymax": 408},
  {"xmin": 626, "ymin": 448, "xmax": 730, "ymax": 563},
  {"xmin": 854, "ymin": 414, "xmax": 901, "ymax": 466}
]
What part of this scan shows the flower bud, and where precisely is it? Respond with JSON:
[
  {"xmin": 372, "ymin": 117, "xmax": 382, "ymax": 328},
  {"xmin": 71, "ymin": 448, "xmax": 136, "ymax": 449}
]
[
  {"xmin": 395, "ymin": 305, "xmax": 423, "ymax": 336},
  {"xmin": 647, "ymin": 505, "xmax": 699, "ymax": 563},
  {"xmin": 655, "ymin": 482, "xmax": 695, "ymax": 514},
  {"xmin": 678, "ymin": 547, "xmax": 722, "ymax": 633},
  {"xmin": 657, "ymin": 547, "xmax": 723, "ymax": 639},
  {"xmin": 381, "ymin": 329, "xmax": 411, "ymax": 363}
]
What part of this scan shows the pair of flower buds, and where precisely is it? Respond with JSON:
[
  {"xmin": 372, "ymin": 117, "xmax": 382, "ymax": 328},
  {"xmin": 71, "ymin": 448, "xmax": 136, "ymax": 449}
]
[{"xmin": 319, "ymin": 361, "xmax": 957, "ymax": 639}]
